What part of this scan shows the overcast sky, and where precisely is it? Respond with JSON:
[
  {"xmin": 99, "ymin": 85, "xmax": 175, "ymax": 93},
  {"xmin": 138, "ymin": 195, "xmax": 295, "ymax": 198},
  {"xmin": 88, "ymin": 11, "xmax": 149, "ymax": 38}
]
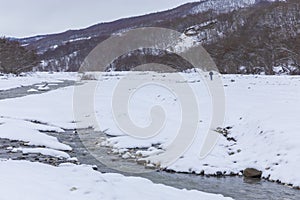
[{"xmin": 0, "ymin": 0, "xmax": 195, "ymax": 38}]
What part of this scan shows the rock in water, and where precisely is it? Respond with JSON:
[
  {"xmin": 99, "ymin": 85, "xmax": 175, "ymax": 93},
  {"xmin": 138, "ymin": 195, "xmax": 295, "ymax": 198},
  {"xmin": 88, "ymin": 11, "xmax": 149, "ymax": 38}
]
[{"xmin": 243, "ymin": 168, "xmax": 262, "ymax": 178}]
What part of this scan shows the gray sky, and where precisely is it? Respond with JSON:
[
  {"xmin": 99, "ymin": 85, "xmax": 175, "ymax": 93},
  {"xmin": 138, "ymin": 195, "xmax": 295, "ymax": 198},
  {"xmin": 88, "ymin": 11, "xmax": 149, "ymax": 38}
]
[{"xmin": 0, "ymin": 0, "xmax": 195, "ymax": 38}]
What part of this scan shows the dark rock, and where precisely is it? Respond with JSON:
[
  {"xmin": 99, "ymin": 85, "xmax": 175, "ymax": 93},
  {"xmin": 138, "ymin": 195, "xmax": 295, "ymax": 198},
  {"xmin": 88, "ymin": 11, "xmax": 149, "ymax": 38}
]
[
  {"xmin": 227, "ymin": 137, "xmax": 237, "ymax": 142},
  {"xmin": 216, "ymin": 171, "xmax": 223, "ymax": 176},
  {"xmin": 243, "ymin": 168, "xmax": 262, "ymax": 178},
  {"xmin": 92, "ymin": 165, "xmax": 98, "ymax": 171},
  {"xmin": 229, "ymin": 172, "xmax": 237, "ymax": 176}
]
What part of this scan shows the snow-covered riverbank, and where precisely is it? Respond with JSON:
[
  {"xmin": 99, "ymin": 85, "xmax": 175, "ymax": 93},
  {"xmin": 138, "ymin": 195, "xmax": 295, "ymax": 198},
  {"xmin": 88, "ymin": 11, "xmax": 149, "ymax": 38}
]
[
  {"xmin": 95, "ymin": 73, "xmax": 300, "ymax": 187},
  {"xmin": 0, "ymin": 72, "xmax": 299, "ymax": 197},
  {"xmin": 0, "ymin": 160, "xmax": 232, "ymax": 200}
]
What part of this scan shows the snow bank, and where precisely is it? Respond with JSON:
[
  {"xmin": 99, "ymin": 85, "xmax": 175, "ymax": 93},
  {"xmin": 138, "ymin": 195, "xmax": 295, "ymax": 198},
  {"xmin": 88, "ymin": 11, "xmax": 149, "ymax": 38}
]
[
  {"xmin": 0, "ymin": 160, "xmax": 232, "ymax": 200},
  {"xmin": 14, "ymin": 147, "xmax": 70, "ymax": 159},
  {"xmin": 0, "ymin": 118, "xmax": 71, "ymax": 150},
  {"xmin": 0, "ymin": 86, "xmax": 77, "ymax": 129}
]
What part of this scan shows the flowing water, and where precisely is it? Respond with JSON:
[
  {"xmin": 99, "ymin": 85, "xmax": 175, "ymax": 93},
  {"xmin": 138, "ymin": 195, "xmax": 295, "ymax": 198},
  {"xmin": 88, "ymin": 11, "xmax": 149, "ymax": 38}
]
[{"xmin": 0, "ymin": 80, "xmax": 75, "ymax": 100}]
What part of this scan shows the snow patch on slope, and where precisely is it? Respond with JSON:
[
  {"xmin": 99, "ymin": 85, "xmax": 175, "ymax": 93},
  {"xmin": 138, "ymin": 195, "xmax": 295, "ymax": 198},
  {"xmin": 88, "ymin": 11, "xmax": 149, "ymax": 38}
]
[{"xmin": 190, "ymin": 0, "xmax": 285, "ymax": 14}]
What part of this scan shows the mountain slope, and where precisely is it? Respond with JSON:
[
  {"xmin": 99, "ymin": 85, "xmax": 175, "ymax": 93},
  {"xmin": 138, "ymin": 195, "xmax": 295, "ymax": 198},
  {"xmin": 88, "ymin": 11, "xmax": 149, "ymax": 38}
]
[{"xmin": 19, "ymin": 0, "xmax": 300, "ymax": 74}]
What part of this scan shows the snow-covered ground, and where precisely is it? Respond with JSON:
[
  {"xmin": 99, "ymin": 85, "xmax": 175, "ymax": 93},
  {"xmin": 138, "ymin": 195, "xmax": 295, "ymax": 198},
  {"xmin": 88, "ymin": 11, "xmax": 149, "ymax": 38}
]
[
  {"xmin": 0, "ymin": 160, "xmax": 231, "ymax": 200},
  {"xmin": 84, "ymin": 72, "xmax": 300, "ymax": 187},
  {"xmin": 0, "ymin": 72, "xmax": 232, "ymax": 200},
  {"xmin": 0, "ymin": 72, "xmax": 77, "ymax": 90},
  {"xmin": 0, "ymin": 71, "xmax": 299, "ymax": 197}
]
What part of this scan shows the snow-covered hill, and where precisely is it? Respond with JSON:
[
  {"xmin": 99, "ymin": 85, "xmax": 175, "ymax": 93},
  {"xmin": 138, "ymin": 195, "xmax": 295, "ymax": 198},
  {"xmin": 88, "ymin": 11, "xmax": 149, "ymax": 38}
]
[{"xmin": 16, "ymin": 0, "xmax": 300, "ymax": 75}]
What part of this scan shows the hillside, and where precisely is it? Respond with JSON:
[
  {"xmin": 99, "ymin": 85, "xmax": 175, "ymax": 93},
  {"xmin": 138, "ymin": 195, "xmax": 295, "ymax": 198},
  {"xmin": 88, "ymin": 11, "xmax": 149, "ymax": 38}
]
[{"xmin": 19, "ymin": 0, "xmax": 300, "ymax": 74}]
